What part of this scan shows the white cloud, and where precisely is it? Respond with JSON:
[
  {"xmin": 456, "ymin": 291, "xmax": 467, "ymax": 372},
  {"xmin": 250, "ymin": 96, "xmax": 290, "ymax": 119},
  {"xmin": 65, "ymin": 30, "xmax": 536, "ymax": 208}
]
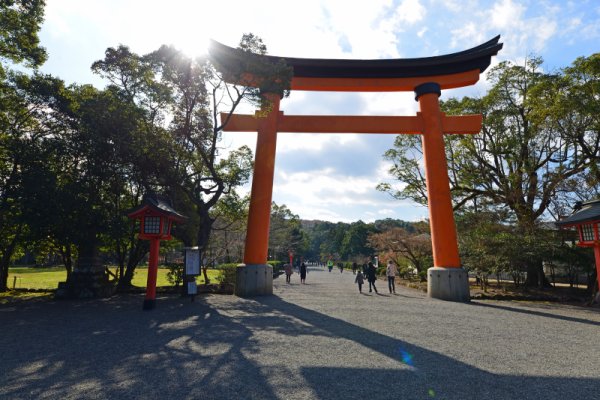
[
  {"xmin": 450, "ymin": 22, "xmax": 486, "ymax": 50},
  {"xmin": 276, "ymin": 133, "xmax": 359, "ymax": 154},
  {"xmin": 360, "ymin": 92, "xmax": 417, "ymax": 116},
  {"xmin": 319, "ymin": 0, "xmax": 400, "ymax": 58},
  {"xmin": 490, "ymin": 0, "xmax": 526, "ymax": 29},
  {"xmin": 43, "ymin": 3, "xmax": 71, "ymax": 38},
  {"xmin": 393, "ymin": 0, "xmax": 427, "ymax": 25},
  {"xmin": 378, "ymin": 208, "xmax": 395, "ymax": 216},
  {"xmin": 436, "ymin": 0, "xmax": 473, "ymax": 13},
  {"xmin": 487, "ymin": 0, "xmax": 558, "ymax": 54}
]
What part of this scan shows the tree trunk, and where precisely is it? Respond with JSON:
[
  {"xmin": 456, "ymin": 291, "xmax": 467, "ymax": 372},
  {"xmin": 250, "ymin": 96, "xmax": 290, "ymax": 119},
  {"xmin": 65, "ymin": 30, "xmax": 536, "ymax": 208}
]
[
  {"xmin": 59, "ymin": 245, "xmax": 73, "ymax": 280},
  {"xmin": 116, "ymin": 241, "xmax": 147, "ymax": 292},
  {"xmin": 196, "ymin": 208, "xmax": 214, "ymax": 253},
  {"xmin": 116, "ymin": 256, "xmax": 140, "ymax": 291},
  {"xmin": 114, "ymin": 226, "xmax": 148, "ymax": 292},
  {"xmin": 588, "ymin": 272, "xmax": 598, "ymax": 305},
  {"xmin": 588, "ymin": 270, "xmax": 597, "ymax": 294},
  {"xmin": 117, "ymin": 267, "xmax": 136, "ymax": 291},
  {"xmin": 0, "ymin": 226, "xmax": 22, "ymax": 292},
  {"xmin": 524, "ymin": 263, "xmax": 552, "ymax": 288},
  {"xmin": 197, "ymin": 207, "xmax": 215, "ymax": 283},
  {"xmin": 202, "ymin": 265, "xmax": 210, "ymax": 284},
  {"xmin": 0, "ymin": 258, "xmax": 9, "ymax": 292}
]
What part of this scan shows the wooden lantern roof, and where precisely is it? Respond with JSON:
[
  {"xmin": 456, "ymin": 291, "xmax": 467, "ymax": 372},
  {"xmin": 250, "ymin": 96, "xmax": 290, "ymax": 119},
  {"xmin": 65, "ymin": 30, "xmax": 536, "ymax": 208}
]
[
  {"xmin": 127, "ymin": 194, "xmax": 186, "ymax": 222},
  {"xmin": 556, "ymin": 199, "xmax": 600, "ymax": 228}
]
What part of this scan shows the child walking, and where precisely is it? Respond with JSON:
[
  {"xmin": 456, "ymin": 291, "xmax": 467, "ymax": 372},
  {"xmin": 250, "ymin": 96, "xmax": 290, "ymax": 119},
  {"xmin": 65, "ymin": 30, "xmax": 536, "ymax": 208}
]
[{"xmin": 355, "ymin": 270, "xmax": 364, "ymax": 293}]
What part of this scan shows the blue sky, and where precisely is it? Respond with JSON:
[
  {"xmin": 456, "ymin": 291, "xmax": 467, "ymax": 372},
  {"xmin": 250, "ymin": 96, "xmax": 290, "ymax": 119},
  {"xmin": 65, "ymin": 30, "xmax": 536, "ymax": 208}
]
[{"xmin": 38, "ymin": 0, "xmax": 600, "ymax": 222}]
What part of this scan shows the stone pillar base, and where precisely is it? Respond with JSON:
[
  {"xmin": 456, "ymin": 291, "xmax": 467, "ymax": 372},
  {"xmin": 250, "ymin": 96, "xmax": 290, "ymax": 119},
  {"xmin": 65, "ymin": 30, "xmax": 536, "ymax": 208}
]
[
  {"xmin": 427, "ymin": 267, "xmax": 470, "ymax": 302},
  {"xmin": 55, "ymin": 257, "xmax": 114, "ymax": 299},
  {"xmin": 235, "ymin": 264, "xmax": 273, "ymax": 297}
]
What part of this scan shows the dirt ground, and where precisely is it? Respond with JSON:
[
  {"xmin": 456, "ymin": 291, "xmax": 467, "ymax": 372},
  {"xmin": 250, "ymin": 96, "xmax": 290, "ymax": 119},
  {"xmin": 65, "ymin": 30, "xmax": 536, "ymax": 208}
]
[
  {"xmin": 397, "ymin": 277, "xmax": 598, "ymax": 307},
  {"xmin": 2, "ymin": 276, "xmax": 597, "ymax": 308}
]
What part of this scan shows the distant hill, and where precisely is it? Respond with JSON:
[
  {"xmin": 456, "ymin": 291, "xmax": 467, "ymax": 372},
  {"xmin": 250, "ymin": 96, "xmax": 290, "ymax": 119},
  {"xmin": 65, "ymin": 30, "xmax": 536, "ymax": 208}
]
[{"xmin": 300, "ymin": 218, "xmax": 416, "ymax": 232}]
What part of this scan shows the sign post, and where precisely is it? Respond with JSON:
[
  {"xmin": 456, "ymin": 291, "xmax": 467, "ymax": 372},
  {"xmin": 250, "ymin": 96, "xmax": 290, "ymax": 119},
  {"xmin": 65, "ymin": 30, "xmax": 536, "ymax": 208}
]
[{"xmin": 184, "ymin": 247, "xmax": 200, "ymax": 301}]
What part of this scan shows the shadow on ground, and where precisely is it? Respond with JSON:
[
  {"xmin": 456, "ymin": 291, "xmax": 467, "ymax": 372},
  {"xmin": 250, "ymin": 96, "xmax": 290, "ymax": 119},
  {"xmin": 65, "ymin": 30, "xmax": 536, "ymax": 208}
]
[
  {"xmin": 251, "ymin": 295, "xmax": 598, "ymax": 400},
  {"xmin": 0, "ymin": 293, "xmax": 597, "ymax": 400}
]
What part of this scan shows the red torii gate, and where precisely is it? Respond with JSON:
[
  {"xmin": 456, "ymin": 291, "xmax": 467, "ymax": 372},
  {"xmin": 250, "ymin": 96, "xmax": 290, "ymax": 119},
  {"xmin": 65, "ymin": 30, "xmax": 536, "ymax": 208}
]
[{"xmin": 209, "ymin": 36, "xmax": 502, "ymax": 301}]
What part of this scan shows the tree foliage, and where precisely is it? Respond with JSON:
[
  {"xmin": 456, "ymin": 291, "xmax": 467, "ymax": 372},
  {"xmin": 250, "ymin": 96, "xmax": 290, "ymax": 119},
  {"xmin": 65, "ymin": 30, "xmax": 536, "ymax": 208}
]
[
  {"xmin": 0, "ymin": 0, "xmax": 46, "ymax": 70},
  {"xmin": 0, "ymin": 0, "xmax": 50, "ymax": 290},
  {"xmin": 268, "ymin": 203, "xmax": 307, "ymax": 262},
  {"xmin": 87, "ymin": 37, "xmax": 267, "ymax": 285},
  {"xmin": 367, "ymin": 223, "xmax": 432, "ymax": 280}
]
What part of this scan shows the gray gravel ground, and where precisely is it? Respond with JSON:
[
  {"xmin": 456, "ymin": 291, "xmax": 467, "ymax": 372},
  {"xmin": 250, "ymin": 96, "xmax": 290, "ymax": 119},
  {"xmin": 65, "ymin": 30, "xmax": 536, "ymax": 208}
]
[{"xmin": 1, "ymin": 265, "xmax": 600, "ymax": 400}]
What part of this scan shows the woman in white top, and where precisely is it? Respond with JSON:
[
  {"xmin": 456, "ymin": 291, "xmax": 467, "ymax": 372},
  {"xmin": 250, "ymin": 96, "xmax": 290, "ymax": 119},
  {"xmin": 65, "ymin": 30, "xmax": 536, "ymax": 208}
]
[{"xmin": 386, "ymin": 260, "xmax": 398, "ymax": 294}]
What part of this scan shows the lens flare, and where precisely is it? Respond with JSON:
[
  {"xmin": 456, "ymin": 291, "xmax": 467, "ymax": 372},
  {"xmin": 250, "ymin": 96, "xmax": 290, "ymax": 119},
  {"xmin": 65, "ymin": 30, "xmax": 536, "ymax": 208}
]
[{"xmin": 399, "ymin": 347, "xmax": 414, "ymax": 366}]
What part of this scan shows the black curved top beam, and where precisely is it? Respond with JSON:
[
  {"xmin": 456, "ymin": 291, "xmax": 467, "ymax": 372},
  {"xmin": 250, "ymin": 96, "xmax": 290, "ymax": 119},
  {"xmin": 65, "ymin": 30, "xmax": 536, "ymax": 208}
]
[{"xmin": 208, "ymin": 36, "xmax": 503, "ymax": 79}]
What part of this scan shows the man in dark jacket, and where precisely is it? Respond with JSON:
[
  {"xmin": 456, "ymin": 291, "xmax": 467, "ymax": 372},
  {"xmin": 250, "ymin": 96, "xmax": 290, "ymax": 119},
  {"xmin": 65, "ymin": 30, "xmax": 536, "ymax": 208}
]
[{"xmin": 367, "ymin": 261, "xmax": 378, "ymax": 293}]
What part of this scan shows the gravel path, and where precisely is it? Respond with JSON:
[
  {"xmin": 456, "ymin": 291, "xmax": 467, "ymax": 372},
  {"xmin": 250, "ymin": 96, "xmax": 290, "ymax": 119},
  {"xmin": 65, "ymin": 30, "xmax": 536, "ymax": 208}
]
[{"xmin": 1, "ymin": 266, "xmax": 599, "ymax": 400}]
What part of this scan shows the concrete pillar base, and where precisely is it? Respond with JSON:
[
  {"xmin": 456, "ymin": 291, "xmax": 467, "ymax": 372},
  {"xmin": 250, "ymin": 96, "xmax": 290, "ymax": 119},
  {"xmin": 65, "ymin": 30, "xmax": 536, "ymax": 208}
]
[
  {"xmin": 427, "ymin": 267, "xmax": 470, "ymax": 302},
  {"xmin": 235, "ymin": 264, "xmax": 273, "ymax": 297}
]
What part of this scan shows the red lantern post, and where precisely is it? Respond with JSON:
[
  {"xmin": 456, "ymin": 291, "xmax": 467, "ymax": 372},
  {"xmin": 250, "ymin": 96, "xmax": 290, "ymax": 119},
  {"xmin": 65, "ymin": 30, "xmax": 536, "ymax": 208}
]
[
  {"xmin": 128, "ymin": 195, "xmax": 186, "ymax": 310},
  {"xmin": 556, "ymin": 199, "xmax": 600, "ymax": 298}
]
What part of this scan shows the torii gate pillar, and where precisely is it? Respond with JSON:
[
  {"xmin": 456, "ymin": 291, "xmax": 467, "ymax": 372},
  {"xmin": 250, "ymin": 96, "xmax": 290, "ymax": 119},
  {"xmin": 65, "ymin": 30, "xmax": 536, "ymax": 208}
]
[
  {"xmin": 235, "ymin": 93, "xmax": 280, "ymax": 297},
  {"xmin": 416, "ymin": 83, "xmax": 469, "ymax": 302}
]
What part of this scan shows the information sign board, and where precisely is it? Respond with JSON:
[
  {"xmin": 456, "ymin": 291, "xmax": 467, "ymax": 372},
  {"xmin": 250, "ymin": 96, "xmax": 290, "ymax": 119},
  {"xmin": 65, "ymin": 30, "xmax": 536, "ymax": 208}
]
[{"xmin": 185, "ymin": 248, "xmax": 200, "ymax": 275}]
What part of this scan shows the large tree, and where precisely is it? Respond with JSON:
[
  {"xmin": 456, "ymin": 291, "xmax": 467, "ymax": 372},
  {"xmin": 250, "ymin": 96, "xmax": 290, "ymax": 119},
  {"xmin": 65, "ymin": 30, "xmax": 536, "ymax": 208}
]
[
  {"xmin": 533, "ymin": 53, "xmax": 600, "ymax": 216},
  {"xmin": 60, "ymin": 85, "xmax": 153, "ymax": 289},
  {"xmin": 0, "ymin": 0, "xmax": 48, "ymax": 291},
  {"xmin": 0, "ymin": 74, "xmax": 68, "ymax": 291},
  {"xmin": 380, "ymin": 57, "xmax": 595, "ymax": 287},
  {"xmin": 15, "ymin": 81, "xmax": 155, "ymax": 294},
  {"xmin": 91, "ymin": 34, "xmax": 288, "ymax": 274}
]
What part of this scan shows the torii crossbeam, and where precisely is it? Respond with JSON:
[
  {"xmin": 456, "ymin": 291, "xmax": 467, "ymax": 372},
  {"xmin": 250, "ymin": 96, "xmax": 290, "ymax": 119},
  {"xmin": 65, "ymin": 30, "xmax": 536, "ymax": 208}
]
[{"xmin": 209, "ymin": 36, "xmax": 502, "ymax": 301}]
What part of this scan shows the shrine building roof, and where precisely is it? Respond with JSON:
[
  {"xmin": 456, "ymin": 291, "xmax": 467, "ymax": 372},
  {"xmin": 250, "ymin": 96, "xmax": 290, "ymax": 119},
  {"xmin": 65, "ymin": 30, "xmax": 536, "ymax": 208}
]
[{"xmin": 556, "ymin": 199, "xmax": 600, "ymax": 227}]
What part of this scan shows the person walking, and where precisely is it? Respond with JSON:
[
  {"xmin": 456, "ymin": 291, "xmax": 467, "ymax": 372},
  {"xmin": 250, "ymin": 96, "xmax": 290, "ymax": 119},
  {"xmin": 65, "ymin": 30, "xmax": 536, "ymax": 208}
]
[
  {"xmin": 300, "ymin": 262, "xmax": 307, "ymax": 284},
  {"xmin": 367, "ymin": 261, "xmax": 378, "ymax": 293},
  {"xmin": 338, "ymin": 262, "xmax": 344, "ymax": 273},
  {"xmin": 327, "ymin": 260, "xmax": 333, "ymax": 273},
  {"xmin": 284, "ymin": 263, "xmax": 293, "ymax": 284},
  {"xmin": 355, "ymin": 270, "xmax": 365, "ymax": 293},
  {"xmin": 386, "ymin": 260, "xmax": 398, "ymax": 294}
]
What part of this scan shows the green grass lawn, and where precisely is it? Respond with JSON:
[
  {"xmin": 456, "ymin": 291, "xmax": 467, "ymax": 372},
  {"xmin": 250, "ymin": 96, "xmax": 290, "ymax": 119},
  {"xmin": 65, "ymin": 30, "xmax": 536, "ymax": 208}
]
[{"xmin": 7, "ymin": 266, "xmax": 221, "ymax": 290}]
